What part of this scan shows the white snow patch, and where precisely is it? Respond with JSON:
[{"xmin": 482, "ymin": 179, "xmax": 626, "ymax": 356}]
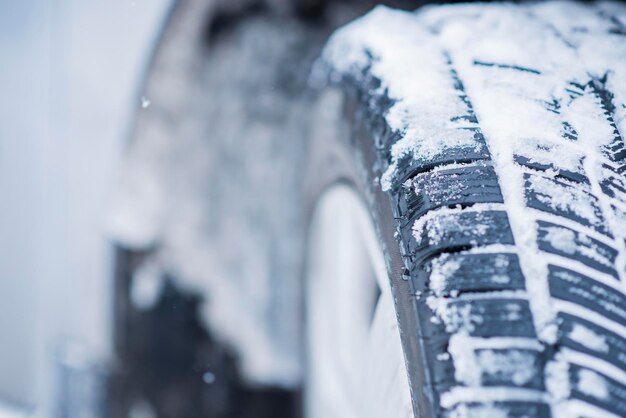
[
  {"xmin": 545, "ymin": 352, "xmax": 571, "ymax": 404},
  {"xmin": 494, "ymin": 254, "xmax": 509, "ymax": 268},
  {"xmin": 463, "ymin": 244, "xmax": 517, "ymax": 255},
  {"xmin": 476, "ymin": 349, "xmax": 537, "ymax": 386},
  {"xmin": 447, "ymin": 328, "xmax": 538, "ymax": 388},
  {"xmin": 577, "ymin": 369, "xmax": 609, "ymax": 400},
  {"xmin": 569, "ymin": 324, "xmax": 609, "ymax": 353},
  {"xmin": 558, "ymin": 399, "xmax": 623, "ymax": 418},
  {"xmin": 448, "ymin": 333, "xmax": 481, "ymax": 386},
  {"xmin": 429, "ymin": 254, "xmax": 462, "ymax": 295},
  {"xmin": 427, "ymin": 297, "xmax": 483, "ymax": 334},
  {"xmin": 544, "ymin": 226, "xmax": 577, "ymax": 254},
  {"xmin": 440, "ymin": 386, "xmax": 547, "ymax": 409},
  {"xmin": 448, "ymin": 403, "xmax": 509, "ymax": 418},
  {"xmin": 411, "ymin": 203, "xmax": 505, "ymax": 247}
]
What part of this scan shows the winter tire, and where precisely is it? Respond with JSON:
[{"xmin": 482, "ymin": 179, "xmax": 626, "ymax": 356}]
[{"xmin": 311, "ymin": 2, "xmax": 626, "ymax": 417}]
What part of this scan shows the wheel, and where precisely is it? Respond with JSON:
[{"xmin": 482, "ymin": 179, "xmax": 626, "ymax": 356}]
[
  {"xmin": 307, "ymin": 2, "xmax": 626, "ymax": 418},
  {"xmin": 304, "ymin": 185, "xmax": 412, "ymax": 418}
]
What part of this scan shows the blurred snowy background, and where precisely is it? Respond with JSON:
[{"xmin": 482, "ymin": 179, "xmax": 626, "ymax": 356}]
[
  {"xmin": 0, "ymin": 0, "xmax": 397, "ymax": 415},
  {"xmin": 0, "ymin": 0, "xmax": 171, "ymax": 413}
]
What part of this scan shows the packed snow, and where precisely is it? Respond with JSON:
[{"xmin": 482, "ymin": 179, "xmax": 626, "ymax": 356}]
[
  {"xmin": 577, "ymin": 369, "xmax": 610, "ymax": 400},
  {"xmin": 323, "ymin": 6, "xmax": 485, "ymax": 192}
]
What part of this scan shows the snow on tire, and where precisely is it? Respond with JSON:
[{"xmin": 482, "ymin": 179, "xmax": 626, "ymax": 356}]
[{"xmin": 321, "ymin": 2, "xmax": 626, "ymax": 417}]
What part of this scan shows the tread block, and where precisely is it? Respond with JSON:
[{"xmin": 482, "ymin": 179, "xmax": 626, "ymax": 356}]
[
  {"xmin": 569, "ymin": 363, "xmax": 626, "ymax": 418},
  {"xmin": 610, "ymin": 204, "xmax": 626, "ymax": 227},
  {"xmin": 420, "ymin": 321, "xmax": 452, "ymax": 355},
  {"xmin": 536, "ymin": 221, "xmax": 619, "ymax": 278},
  {"xmin": 410, "ymin": 210, "xmax": 515, "ymax": 262},
  {"xmin": 515, "ymin": 155, "xmax": 589, "ymax": 184},
  {"xmin": 418, "ymin": 252, "xmax": 526, "ymax": 295},
  {"xmin": 391, "ymin": 143, "xmax": 491, "ymax": 191},
  {"xmin": 401, "ymin": 164, "xmax": 503, "ymax": 222},
  {"xmin": 430, "ymin": 348, "xmax": 544, "ymax": 394},
  {"xmin": 603, "ymin": 140, "xmax": 626, "ymax": 168},
  {"xmin": 525, "ymin": 173, "xmax": 610, "ymax": 236},
  {"xmin": 437, "ymin": 298, "xmax": 536, "ymax": 338},
  {"xmin": 444, "ymin": 401, "xmax": 551, "ymax": 418},
  {"xmin": 588, "ymin": 76, "xmax": 626, "ymax": 168},
  {"xmin": 430, "ymin": 354, "xmax": 455, "ymax": 392},
  {"xmin": 548, "ymin": 265, "xmax": 626, "ymax": 324},
  {"xmin": 600, "ymin": 168, "xmax": 626, "ymax": 205},
  {"xmin": 558, "ymin": 313, "xmax": 626, "ymax": 373},
  {"xmin": 473, "ymin": 348, "xmax": 544, "ymax": 389}
]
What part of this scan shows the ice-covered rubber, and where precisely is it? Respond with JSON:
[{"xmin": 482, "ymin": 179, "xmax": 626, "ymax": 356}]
[{"xmin": 322, "ymin": 2, "xmax": 626, "ymax": 417}]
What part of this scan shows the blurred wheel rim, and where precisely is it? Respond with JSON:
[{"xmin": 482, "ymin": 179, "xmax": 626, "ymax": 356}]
[{"xmin": 305, "ymin": 184, "xmax": 413, "ymax": 418}]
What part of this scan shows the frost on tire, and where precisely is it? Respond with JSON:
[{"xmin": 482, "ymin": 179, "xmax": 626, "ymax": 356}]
[{"xmin": 321, "ymin": 2, "xmax": 626, "ymax": 417}]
